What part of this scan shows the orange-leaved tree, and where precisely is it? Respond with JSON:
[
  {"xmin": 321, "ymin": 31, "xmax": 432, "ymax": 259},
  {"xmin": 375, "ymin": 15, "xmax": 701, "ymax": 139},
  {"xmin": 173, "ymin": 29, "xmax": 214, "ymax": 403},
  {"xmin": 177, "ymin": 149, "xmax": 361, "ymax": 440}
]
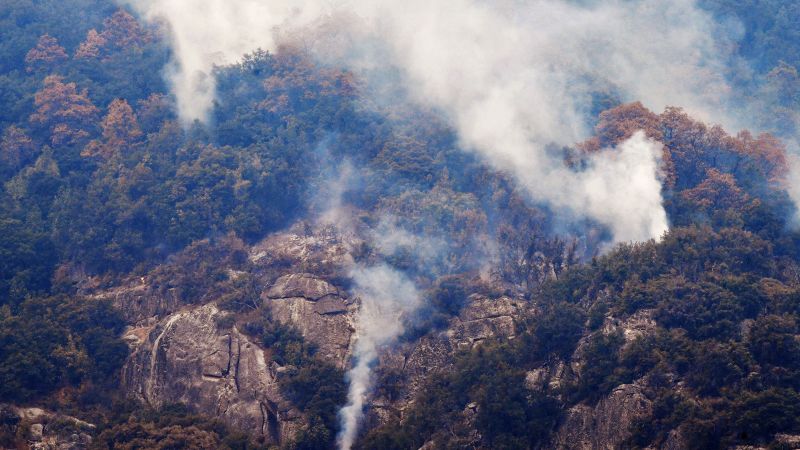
[
  {"xmin": 30, "ymin": 75, "xmax": 99, "ymax": 146},
  {"xmin": 25, "ymin": 34, "xmax": 68, "ymax": 73},
  {"xmin": 82, "ymin": 98, "xmax": 142, "ymax": 159},
  {"xmin": 75, "ymin": 9, "xmax": 151, "ymax": 60},
  {"xmin": 74, "ymin": 29, "xmax": 108, "ymax": 60}
]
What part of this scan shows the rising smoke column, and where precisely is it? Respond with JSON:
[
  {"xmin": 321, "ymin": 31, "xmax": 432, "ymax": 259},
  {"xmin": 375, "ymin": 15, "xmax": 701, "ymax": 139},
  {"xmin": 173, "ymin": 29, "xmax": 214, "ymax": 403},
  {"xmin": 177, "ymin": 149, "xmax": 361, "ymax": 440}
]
[
  {"xmin": 314, "ymin": 161, "xmax": 447, "ymax": 450},
  {"xmin": 339, "ymin": 264, "xmax": 421, "ymax": 450},
  {"xmin": 311, "ymin": 161, "xmax": 435, "ymax": 449}
]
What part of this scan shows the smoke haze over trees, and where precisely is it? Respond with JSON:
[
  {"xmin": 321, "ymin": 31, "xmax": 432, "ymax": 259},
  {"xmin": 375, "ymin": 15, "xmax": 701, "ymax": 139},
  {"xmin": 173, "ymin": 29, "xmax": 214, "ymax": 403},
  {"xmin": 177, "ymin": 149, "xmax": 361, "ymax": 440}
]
[{"xmin": 0, "ymin": 0, "xmax": 800, "ymax": 449}]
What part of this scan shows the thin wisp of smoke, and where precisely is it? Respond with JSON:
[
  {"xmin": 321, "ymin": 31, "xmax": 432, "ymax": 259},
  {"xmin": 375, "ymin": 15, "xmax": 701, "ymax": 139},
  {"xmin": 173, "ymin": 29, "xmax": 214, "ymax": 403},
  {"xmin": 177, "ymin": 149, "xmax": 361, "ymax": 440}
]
[
  {"xmin": 339, "ymin": 264, "xmax": 421, "ymax": 450},
  {"xmin": 309, "ymin": 154, "xmax": 446, "ymax": 448}
]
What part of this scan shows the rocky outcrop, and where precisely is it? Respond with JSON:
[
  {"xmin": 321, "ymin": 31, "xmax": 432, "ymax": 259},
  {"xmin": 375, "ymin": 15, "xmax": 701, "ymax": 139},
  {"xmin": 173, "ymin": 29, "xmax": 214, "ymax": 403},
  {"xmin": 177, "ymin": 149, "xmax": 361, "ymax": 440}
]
[
  {"xmin": 249, "ymin": 224, "xmax": 358, "ymax": 279},
  {"xmin": 369, "ymin": 293, "xmax": 527, "ymax": 426},
  {"xmin": 93, "ymin": 279, "xmax": 181, "ymax": 325},
  {"xmin": 774, "ymin": 434, "xmax": 800, "ymax": 449},
  {"xmin": 609, "ymin": 309, "xmax": 657, "ymax": 348},
  {"xmin": 110, "ymin": 227, "xmax": 362, "ymax": 445},
  {"xmin": 400, "ymin": 334, "xmax": 455, "ymax": 396},
  {"xmin": 403, "ymin": 294, "xmax": 524, "ymax": 384},
  {"xmin": 264, "ymin": 273, "xmax": 355, "ymax": 367},
  {"xmin": 446, "ymin": 295, "xmax": 523, "ymax": 350},
  {"xmin": 549, "ymin": 310, "xmax": 659, "ymax": 449},
  {"xmin": 552, "ymin": 381, "xmax": 652, "ymax": 450},
  {"xmin": 569, "ymin": 309, "xmax": 657, "ymax": 380},
  {"xmin": 525, "ymin": 359, "xmax": 572, "ymax": 393},
  {"xmin": 0, "ymin": 404, "xmax": 95, "ymax": 450},
  {"xmin": 266, "ymin": 273, "xmax": 340, "ymax": 300},
  {"xmin": 122, "ymin": 303, "xmax": 302, "ymax": 445}
]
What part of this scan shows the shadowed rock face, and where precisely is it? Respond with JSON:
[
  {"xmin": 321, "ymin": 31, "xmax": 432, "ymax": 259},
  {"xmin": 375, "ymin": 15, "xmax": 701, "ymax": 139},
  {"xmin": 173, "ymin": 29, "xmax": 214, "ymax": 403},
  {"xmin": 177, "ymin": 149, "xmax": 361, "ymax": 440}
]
[
  {"xmin": 122, "ymin": 303, "xmax": 302, "ymax": 445},
  {"xmin": 543, "ymin": 311, "xmax": 673, "ymax": 450},
  {"xmin": 368, "ymin": 294, "xmax": 527, "ymax": 426}
]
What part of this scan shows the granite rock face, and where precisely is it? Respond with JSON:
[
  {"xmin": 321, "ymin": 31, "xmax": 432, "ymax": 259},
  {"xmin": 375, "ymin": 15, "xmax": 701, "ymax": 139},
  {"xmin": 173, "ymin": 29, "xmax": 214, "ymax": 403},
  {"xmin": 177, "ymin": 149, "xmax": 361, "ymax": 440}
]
[
  {"xmin": 548, "ymin": 311, "xmax": 662, "ymax": 450},
  {"xmin": 552, "ymin": 382, "xmax": 652, "ymax": 450},
  {"xmin": 266, "ymin": 273, "xmax": 340, "ymax": 301},
  {"xmin": 264, "ymin": 273, "xmax": 355, "ymax": 368},
  {"xmin": 525, "ymin": 359, "xmax": 571, "ymax": 393},
  {"xmin": 122, "ymin": 303, "xmax": 302, "ymax": 445},
  {"xmin": 92, "ymin": 280, "xmax": 181, "ymax": 325},
  {"xmin": 249, "ymin": 224, "xmax": 357, "ymax": 279},
  {"xmin": 369, "ymin": 293, "xmax": 528, "ymax": 427},
  {"xmin": 110, "ymin": 227, "xmax": 361, "ymax": 444},
  {"xmin": 446, "ymin": 295, "xmax": 523, "ymax": 350}
]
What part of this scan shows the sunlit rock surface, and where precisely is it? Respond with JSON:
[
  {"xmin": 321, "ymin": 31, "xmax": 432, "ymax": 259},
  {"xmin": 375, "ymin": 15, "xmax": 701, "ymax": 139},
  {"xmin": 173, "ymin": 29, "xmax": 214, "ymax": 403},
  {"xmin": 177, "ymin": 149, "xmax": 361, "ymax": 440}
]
[{"xmin": 122, "ymin": 303, "xmax": 302, "ymax": 444}]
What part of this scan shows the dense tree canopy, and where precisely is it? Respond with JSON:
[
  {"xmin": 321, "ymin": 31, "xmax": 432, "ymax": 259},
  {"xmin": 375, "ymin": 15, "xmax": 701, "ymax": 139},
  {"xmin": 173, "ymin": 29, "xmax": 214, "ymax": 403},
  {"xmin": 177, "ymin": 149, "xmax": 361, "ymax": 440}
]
[{"xmin": 1, "ymin": 1, "xmax": 800, "ymax": 449}]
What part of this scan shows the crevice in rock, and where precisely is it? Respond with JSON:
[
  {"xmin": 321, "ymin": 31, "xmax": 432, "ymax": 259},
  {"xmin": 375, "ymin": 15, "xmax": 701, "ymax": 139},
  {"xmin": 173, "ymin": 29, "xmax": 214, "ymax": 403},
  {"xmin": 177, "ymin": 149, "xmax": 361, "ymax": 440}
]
[
  {"xmin": 259, "ymin": 402, "xmax": 267, "ymax": 436},
  {"xmin": 313, "ymin": 310, "xmax": 348, "ymax": 316},
  {"xmin": 234, "ymin": 339, "xmax": 242, "ymax": 393},
  {"xmin": 463, "ymin": 313, "xmax": 516, "ymax": 321},
  {"xmin": 265, "ymin": 401, "xmax": 280, "ymax": 443},
  {"xmin": 201, "ymin": 374, "xmax": 226, "ymax": 382},
  {"xmin": 223, "ymin": 334, "xmax": 232, "ymax": 377},
  {"xmin": 258, "ymin": 401, "xmax": 280, "ymax": 442}
]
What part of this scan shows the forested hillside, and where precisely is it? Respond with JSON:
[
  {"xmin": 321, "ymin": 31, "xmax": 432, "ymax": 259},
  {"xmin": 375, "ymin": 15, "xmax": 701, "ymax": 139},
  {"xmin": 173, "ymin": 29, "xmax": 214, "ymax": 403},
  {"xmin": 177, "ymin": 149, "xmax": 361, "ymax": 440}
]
[{"xmin": 1, "ymin": 1, "xmax": 800, "ymax": 449}]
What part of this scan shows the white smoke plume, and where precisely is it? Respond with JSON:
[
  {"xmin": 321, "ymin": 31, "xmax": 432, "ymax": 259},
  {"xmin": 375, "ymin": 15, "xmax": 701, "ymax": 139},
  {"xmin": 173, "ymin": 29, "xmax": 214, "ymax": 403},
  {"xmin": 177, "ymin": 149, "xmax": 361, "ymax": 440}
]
[
  {"xmin": 314, "ymin": 159, "xmax": 356, "ymax": 228},
  {"xmin": 568, "ymin": 131, "xmax": 668, "ymax": 243},
  {"xmin": 119, "ymin": 1, "xmax": 741, "ymax": 445},
  {"xmin": 309, "ymin": 159, "xmax": 437, "ymax": 448},
  {"xmin": 339, "ymin": 263, "xmax": 421, "ymax": 450},
  {"xmin": 370, "ymin": 216, "xmax": 448, "ymax": 268},
  {"xmin": 121, "ymin": 0, "xmax": 737, "ymax": 244}
]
